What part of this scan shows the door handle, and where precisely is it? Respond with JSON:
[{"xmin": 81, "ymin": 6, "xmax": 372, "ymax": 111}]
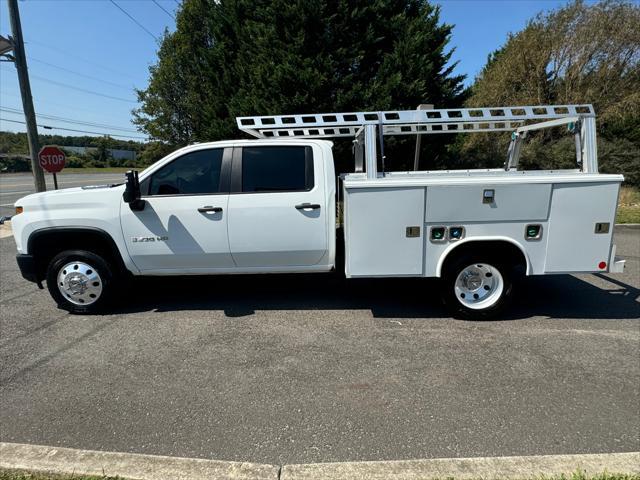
[
  {"xmin": 295, "ymin": 203, "xmax": 321, "ymax": 210},
  {"xmin": 198, "ymin": 206, "xmax": 223, "ymax": 213}
]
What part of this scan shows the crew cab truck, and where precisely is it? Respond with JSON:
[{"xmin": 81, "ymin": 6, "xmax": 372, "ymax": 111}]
[{"xmin": 11, "ymin": 104, "xmax": 625, "ymax": 318}]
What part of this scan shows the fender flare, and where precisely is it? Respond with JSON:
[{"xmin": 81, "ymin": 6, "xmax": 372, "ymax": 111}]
[
  {"xmin": 435, "ymin": 236, "xmax": 531, "ymax": 277},
  {"xmin": 27, "ymin": 226, "xmax": 135, "ymax": 275}
]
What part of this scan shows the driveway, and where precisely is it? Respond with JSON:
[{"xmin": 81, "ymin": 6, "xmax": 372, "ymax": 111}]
[{"xmin": 0, "ymin": 226, "xmax": 638, "ymax": 464}]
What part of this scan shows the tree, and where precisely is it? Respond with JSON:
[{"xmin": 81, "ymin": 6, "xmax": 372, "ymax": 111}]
[
  {"xmin": 460, "ymin": 0, "xmax": 640, "ymax": 185},
  {"xmin": 134, "ymin": 0, "xmax": 466, "ymax": 170},
  {"xmin": 89, "ymin": 136, "xmax": 113, "ymax": 166},
  {"xmin": 139, "ymin": 141, "xmax": 176, "ymax": 167}
]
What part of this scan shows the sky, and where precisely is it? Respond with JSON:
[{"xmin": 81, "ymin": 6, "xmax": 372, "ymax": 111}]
[{"xmin": 0, "ymin": 0, "xmax": 591, "ymax": 143}]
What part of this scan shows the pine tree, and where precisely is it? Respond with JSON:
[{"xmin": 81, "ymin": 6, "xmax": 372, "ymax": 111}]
[{"xmin": 134, "ymin": 0, "xmax": 465, "ymax": 170}]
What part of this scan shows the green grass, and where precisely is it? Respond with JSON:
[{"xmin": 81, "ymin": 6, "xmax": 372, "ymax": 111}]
[
  {"xmin": 539, "ymin": 474, "xmax": 639, "ymax": 480},
  {"xmin": 616, "ymin": 205, "xmax": 640, "ymax": 223},
  {"xmin": 617, "ymin": 186, "xmax": 640, "ymax": 224}
]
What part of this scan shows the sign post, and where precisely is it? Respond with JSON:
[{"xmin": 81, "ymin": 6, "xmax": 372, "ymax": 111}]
[{"xmin": 38, "ymin": 145, "xmax": 66, "ymax": 189}]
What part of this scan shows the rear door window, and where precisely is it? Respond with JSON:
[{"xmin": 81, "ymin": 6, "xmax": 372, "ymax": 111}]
[{"xmin": 242, "ymin": 146, "xmax": 313, "ymax": 193}]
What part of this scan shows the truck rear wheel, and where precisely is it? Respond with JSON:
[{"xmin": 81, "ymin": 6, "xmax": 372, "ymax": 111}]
[
  {"xmin": 46, "ymin": 250, "xmax": 115, "ymax": 314},
  {"xmin": 441, "ymin": 254, "xmax": 514, "ymax": 320}
]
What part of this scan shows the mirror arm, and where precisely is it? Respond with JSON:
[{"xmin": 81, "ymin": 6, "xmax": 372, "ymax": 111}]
[{"xmin": 123, "ymin": 170, "xmax": 146, "ymax": 211}]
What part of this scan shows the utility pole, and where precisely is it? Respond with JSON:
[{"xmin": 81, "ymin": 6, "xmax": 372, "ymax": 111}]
[{"xmin": 7, "ymin": 0, "xmax": 46, "ymax": 192}]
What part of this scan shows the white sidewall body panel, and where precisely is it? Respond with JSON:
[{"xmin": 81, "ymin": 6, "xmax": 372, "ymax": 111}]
[
  {"xmin": 544, "ymin": 182, "xmax": 619, "ymax": 272},
  {"xmin": 345, "ymin": 187, "xmax": 425, "ymax": 277}
]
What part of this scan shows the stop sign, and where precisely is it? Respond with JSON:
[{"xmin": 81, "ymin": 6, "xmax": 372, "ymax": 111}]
[{"xmin": 38, "ymin": 145, "xmax": 66, "ymax": 173}]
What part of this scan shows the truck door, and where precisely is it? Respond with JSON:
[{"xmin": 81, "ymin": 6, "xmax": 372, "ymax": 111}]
[
  {"xmin": 227, "ymin": 145, "xmax": 328, "ymax": 268},
  {"xmin": 120, "ymin": 147, "xmax": 234, "ymax": 273}
]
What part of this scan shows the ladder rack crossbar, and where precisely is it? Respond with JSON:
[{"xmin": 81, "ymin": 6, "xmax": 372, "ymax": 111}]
[
  {"xmin": 255, "ymin": 121, "xmax": 525, "ymax": 139},
  {"xmin": 237, "ymin": 104, "xmax": 594, "ymax": 138}
]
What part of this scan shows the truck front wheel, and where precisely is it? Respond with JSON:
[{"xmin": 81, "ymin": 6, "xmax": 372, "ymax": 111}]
[
  {"xmin": 46, "ymin": 250, "xmax": 115, "ymax": 314},
  {"xmin": 441, "ymin": 254, "xmax": 514, "ymax": 320}
]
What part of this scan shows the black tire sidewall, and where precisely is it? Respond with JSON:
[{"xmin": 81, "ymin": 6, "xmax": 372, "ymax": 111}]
[
  {"xmin": 46, "ymin": 250, "xmax": 114, "ymax": 314},
  {"xmin": 441, "ymin": 254, "xmax": 514, "ymax": 320}
]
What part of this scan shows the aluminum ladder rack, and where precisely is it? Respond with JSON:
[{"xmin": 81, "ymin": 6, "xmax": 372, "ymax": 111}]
[{"xmin": 236, "ymin": 104, "xmax": 598, "ymax": 178}]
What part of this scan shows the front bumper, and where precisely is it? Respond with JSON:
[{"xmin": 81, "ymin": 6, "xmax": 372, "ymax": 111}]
[{"xmin": 16, "ymin": 254, "xmax": 38, "ymax": 283}]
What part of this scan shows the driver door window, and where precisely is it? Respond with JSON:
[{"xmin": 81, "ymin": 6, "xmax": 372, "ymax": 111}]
[{"xmin": 144, "ymin": 148, "xmax": 224, "ymax": 196}]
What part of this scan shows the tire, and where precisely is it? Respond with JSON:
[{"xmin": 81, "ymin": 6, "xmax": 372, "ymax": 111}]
[
  {"xmin": 441, "ymin": 253, "xmax": 514, "ymax": 320},
  {"xmin": 46, "ymin": 249, "xmax": 116, "ymax": 314}
]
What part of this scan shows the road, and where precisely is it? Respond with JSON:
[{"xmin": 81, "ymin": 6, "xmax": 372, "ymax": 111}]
[
  {"xmin": 0, "ymin": 172, "xmax": 125, "ymax": 218},
  {"xmin": 0, "ymin": 221, "xmax": 638, "ymax": 464}
]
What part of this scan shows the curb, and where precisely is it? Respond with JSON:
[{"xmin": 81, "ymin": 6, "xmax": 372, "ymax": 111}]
[
  {"xmin": 1, "ymin": 443, "xmax": 639, "ymax": 480},
  {"xmin": 0, "ymin": 442, "xmax": 279, "ymax": 480},
  {"xmin": 282, "ymin": 452, "xmax": 640, "ymax": 479}
]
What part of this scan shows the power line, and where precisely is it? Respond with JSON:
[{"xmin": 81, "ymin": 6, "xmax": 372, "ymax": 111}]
[
  {"xmin": 109, "ymin": 0, "xmax": 159, "ymax": 41},
  {"xmin": 0, "ymin": 117, "xmax": 147, "ymax": 140},
  {"xmin": 25, "ymin": 39, "xmax": 138, "ymax": 81},
  {"xmin": 40, "ymin": 76, "xmax": 138, "ymax": 103},
  {"xmin": 1, "ymin": 90, "xmax": 127, "ymax": 117},
  {"xmin": 27, "ymin": 57, "xmax": 134, "ymax": 91},
  {"xmin": 1, "ymin": 107, "xmax": 139, "ymax": 133},
  {"xmin": 1, "ymin": 66, "xmax": 137, "ymax": 103},
  {"xmin": 152, "ymin": 0, "xmax": 175, "ymax": 19}
]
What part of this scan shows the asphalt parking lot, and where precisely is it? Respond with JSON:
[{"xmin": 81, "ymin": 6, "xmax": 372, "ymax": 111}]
[{"xmin": 0, "ymin": 220, "xmax": 638, "ymax": 464}]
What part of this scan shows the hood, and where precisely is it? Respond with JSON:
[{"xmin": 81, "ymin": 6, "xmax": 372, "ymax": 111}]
[{"xmin": 15, "ymin": 184, "xmax": 125, "ymax": 211}]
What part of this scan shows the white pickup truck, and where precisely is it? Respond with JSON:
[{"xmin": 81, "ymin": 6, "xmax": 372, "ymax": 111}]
[{"xmin": 11, "ymin": 104, "xmax": 625, "ymax": 318}]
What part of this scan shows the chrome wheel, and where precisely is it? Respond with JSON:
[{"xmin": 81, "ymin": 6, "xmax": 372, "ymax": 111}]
[
  {"xmin": 454, "ymin": 263, "xmax": 504, "ymax": 310},
  {"xmin": 57, "ymin": 261, "xmax": 103, "ymax": 306}
]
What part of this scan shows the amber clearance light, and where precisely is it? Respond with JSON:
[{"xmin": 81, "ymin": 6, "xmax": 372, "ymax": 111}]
[{"xmin": 15, "ymin": 206, "xmax": 23, "ymax": 215}]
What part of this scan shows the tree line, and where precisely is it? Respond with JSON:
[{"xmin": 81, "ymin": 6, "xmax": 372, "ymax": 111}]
[
  {"xmin": 2, "ymin": 0, "xmax": 637, "ymax": 185},
  {"xmin": 0, "ymin": 131, "xmax": 170, "ymax": 171},
  {"xmin": 133, "ymin": 0, "xmax": 638, "ymax": 185}
]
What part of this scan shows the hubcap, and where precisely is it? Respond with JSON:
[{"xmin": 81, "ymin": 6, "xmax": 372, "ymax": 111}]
[
  {"xmin": 57, "ymin": 261, "xmax": 103, "ymax": 306},
  {"xmin": 454, "ymin": 263, "xmax": 504, "ymax": 310}
]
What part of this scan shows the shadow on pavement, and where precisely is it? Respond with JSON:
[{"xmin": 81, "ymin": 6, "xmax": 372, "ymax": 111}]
[{"xmin": 109, "ymin": 271, "xmax": 640, "ymax": 321}]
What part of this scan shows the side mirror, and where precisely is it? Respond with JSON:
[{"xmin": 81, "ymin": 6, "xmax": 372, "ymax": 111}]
[{"xmin": 123, "ymin": 170, "xmax": 145, "ymax": 211}]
